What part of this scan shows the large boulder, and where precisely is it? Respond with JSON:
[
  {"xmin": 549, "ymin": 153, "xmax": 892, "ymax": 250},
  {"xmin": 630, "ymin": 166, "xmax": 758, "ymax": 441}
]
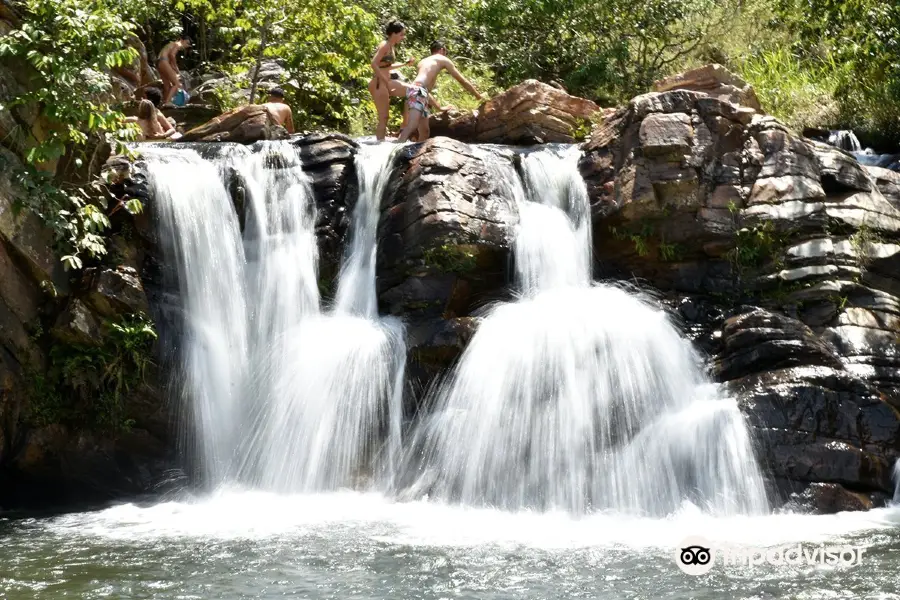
[
  {"xmin": 712, "ymin": 308, "xmax": 900, "ymax": 503},
  {"xmin": 653, "ymin": 63, "xmax": 763, "ymax": 112},
  {"xmin": 429, "ymin": 80, "xmax": 599, "ymax": 144},
  {"xmin": 376, "ymin": 137, "xmax": 519, "ymax": 399},
  {"xmin": 867, "ymin": 166, "xmax": 900, "ymax": 210},
  {"xmin": 191, "ymin": 59, "xmax": 289, "ymax": 108},
  {"xmin": 181, "ymin": 104, "xmax": 289, "ymax": 144},
  {"xmin": 292, "ymin": 133, "xmax": 359, "ymax": 285},
  {"xmin": 582, "ymin": 90, "xmax": 900, "ymax": 509}
]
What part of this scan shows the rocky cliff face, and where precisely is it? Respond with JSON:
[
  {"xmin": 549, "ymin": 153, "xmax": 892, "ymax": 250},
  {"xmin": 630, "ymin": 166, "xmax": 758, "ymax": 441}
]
[
  {"xmin": 578, "ymin": 89, "xmax": 900, "ymax": 509},
  {"xmin": 0, "ymin": 4, "xmax": 177, "ymax": 507}
]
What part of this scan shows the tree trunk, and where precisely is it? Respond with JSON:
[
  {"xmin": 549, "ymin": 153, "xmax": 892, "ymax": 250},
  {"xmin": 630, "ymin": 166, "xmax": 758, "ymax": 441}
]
[
  {"xmin": 200, "ymin": 14, "xmax": 208, "ymax": 63},
  {"xmin": 248, "ymin": 16, "xmax": 272, "ymax": 105}
]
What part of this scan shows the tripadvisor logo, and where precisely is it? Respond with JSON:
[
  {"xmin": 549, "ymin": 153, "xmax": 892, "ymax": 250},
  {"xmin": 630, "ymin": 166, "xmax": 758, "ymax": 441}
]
[
  {"xmin": 675, "ymin": 536, "xmax": 716, "ymax": 575},
  {"xmin": 674, "ymin": 536, "xmax": 867, "ymax": 575}
]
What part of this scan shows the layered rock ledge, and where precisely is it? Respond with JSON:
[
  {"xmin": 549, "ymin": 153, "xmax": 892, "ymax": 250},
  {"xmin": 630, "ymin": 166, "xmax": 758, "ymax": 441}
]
[{"xmin": 580, "ymin": 89, "xmax": 900, "ymax": 507}]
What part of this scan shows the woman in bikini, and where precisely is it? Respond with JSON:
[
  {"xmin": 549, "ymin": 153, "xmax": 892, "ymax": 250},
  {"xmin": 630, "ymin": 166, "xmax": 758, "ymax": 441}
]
[
  {"xmin": 369, "ymin": 20, "xmax": 415, "ymax": 140},
  {"xmin": 157, "ymin": 36, "xmax": 192, "ymax": 105}
]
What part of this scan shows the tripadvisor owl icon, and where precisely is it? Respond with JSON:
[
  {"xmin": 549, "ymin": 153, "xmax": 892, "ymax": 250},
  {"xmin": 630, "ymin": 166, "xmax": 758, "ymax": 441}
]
[{"xmin": 675, "ymin": 536, "xmax": 716, "ymax": 575}]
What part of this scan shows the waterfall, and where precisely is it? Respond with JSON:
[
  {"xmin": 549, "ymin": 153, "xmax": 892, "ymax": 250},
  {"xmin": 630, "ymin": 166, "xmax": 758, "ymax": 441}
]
[
  {"xmin": 334, "ymin": 142, "xmax": 398, "ymax": 317},
  {"xmin": 893, "ymin": 459, "xmax": 900, "ymax": 505},
  {"xmin": 243, "ymin": 141, "xmax": 406, "ymax": 491},
  {"xmin": 402, "ymin": 144, "xmax": 769, "ymax": 516},
  {"xmin": 828, "ymin": 130, "xmax": 862, "ymax": 152},
  {"xmin": 143, "ymin": 140, "xmax": 404, "ymax": 492},
  {"xmin": 144, "ymin": 147, "xmax": 250, "ymax": 485},
  {"xmin": 144, "ymin": 138, "xmax": 767, "ymax": 517}
]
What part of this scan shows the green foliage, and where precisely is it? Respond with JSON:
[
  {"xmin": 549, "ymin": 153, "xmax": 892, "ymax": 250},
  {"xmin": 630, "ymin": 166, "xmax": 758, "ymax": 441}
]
[
  {"xmin": 428, "ymin": 59, "xmax": 498, "ymax": 112},
  {"xmin": 848, "ymin": 223, "xmax": 882, "ymax": 270},
  {"xmin": 658, "ymin": 240, "xmax": 685, "ymax": 262},
  {"xmin": 7, "ymin": 0, "xmax": 900, "ymax": 159},
  {"xmin": 775, "ymin": 0, "xmax": 900, "ymax": 139},
  {"xmin": 26, "ymin": 313, "xmax": 158, "ymax": 431},
  {"xmin": 8, "ymin": 161, "xmax": 143, "ymax": 271},
  {"xmin": 423, "ymin": 243, "xmax": 478, "ymax": 273},
  {"xmin": 739, "ymin": 48, "xmax": 842, "ymax": 131},
  {"xmin": 0, "ymin": 0, "xmax": 140, "ymax": 164},
  {"xmin": 216, "ymin": 0, "xmax": 380, "ymax": 128},
  {"xmin": 726, "ymin": 220, "xmax": 781, "ymax": 272},
  {"xmin": 609, "ymin": 223, "xmax": 654, "ymax": 257}
]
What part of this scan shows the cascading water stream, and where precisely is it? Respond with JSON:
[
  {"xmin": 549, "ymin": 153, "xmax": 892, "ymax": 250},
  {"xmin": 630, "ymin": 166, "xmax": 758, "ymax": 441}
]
[
  {"xmin": 403, "ymin": 144, "xmax": 769, "ymax": 516},
  {"xmin": 143, "ymin": 140, "xmax": 404, "ymax": 493},
  {"xmin": 828, "ymin": 129, "xmax": 862, "ymax": 152},
  {"xmin": 245, "ymin": 141, "xmax": 406, "ymax": 491},
  {"xmin": 144, "ymin": 146, "xmax": 250, "ymax": 486},
  {"xmin": 893, "ymin": 459, "xmax": 900, "ymax": 505}
]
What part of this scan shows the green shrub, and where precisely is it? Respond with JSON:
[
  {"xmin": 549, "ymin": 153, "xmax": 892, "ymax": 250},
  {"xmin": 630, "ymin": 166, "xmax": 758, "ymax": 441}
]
[{"xmin": 26, "ymin": 313, "xmax": 158, "ymax": 431}]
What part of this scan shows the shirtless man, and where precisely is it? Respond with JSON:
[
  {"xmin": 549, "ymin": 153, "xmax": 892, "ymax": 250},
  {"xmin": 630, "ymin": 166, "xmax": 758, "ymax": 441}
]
[
  {"xmin": 397, "ymin": 41, "xmax": 483, "ymax": 143},
  {"xmin": 263, "ymin": 87, "xmax": 295, "ymax": 134},
  {"xmin": 157, "ymin": 36, "xmax": 191, "ymax": 105}
]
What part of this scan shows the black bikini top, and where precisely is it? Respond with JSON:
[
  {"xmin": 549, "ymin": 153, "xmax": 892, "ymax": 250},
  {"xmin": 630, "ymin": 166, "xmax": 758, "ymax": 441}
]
[{"xmin": 378, "ymin": 44, "xmax": 395, "ymax": 68}]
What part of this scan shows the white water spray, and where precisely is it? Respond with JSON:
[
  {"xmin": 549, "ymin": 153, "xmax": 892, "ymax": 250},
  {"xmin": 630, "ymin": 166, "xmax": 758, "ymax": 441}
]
[
  {"xmin": 144, "ymin": 147, "xmax": 250, "ymax": 485},
  {"xmin": 404, "ymin": 145, "xmax": 769, "ymax": 516},
  {"xmin": 893, "ymin": 459, "xmax": 900, "ymax": 505},
  {"xmin": 245, "ymin": 142, "xmax": 406, "ymax": 491},
  {"xmin": 828, "ymin": 130, "xmax": 862, "ymax": 152},
  {"xmin": 143, "ymin": 140, "xmax": 404, "ymax": 492}
]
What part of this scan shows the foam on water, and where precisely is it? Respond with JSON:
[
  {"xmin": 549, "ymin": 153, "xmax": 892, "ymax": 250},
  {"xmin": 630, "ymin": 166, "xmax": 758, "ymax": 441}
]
[{"xmin": 38, "ymin": 491, "xmax": 900, "ymax": 550}]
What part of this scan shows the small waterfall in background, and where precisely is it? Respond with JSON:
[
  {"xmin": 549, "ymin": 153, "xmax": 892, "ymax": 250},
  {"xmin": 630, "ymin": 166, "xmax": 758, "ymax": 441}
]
[
  {"xmin": 402, "ymin": 144, "xmax": 769, "ymax": 516},
  {"xmin": 828, "ymin": 129, "xmax": 862, "ymax": 152},
  {"xmin": 143, "ymin": 140, "xmax": 404, "ymax": 493}
]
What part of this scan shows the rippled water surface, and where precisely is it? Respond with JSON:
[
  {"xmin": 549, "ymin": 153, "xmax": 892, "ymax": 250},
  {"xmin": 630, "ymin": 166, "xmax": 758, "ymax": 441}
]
[{"xmin": 2, "ymin": 491, "xmax": 900, "ymax": 599}]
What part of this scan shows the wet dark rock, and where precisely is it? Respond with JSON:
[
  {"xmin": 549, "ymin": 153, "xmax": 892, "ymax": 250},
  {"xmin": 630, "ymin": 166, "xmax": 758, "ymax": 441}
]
[
  {"xmin": 2, "ymin": 424, "xmax": 175, "ymax": 509},
  {"xmin": 408, "ymin": 317, "xmax": 480, "ymax": 368},
  {"xmin": 714, "ymin": 309, "xmax": 843, "ymax": 381},
  {"xmin": 83, "ymin": 266, "xmax": 149, "ymax": 319},
  {"xmin": 782, "ymin": 482, "xmax": 879, "ymax": 514},
  {"xmin": 376, "ymin": 137, "xmax": 517, "ymax": 310},
  {"xmin": 50, "ymin": 298, "xmax": 104, "ymax": 347},
  {"xmin": 292, "ymin": 133, "xmax": 358, "ymax": 282},
  {"xmin": 729, "ymin": 366, "xmax": 900, "ymax": 495}
]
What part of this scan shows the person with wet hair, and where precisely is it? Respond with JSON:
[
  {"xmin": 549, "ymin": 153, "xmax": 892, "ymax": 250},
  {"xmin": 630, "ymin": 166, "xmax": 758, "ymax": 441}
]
[
  {"xmin": 368, "ymin": 19, "xmax": 416, "ymax": 140},
  {"xmin": 141, "ymin": 87, "xmax": 179, "ymax": 136}
]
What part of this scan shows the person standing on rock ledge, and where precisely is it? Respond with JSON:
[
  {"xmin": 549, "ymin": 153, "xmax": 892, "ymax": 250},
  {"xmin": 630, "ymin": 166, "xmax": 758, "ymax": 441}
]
[
  {"xmin": 397, "ymin": 41, "xmax": 483, "ymax": 144},
  {"xmin": 369, "ymin": 20, "xmax": 417, "ymax": 141},
  {"xmin": 263, "ymin": 87, "xmax": 295, "ymax": 134},
  {"xmin": 157, "ymin": 36, "xmax": 192, "ymax": 105}
]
